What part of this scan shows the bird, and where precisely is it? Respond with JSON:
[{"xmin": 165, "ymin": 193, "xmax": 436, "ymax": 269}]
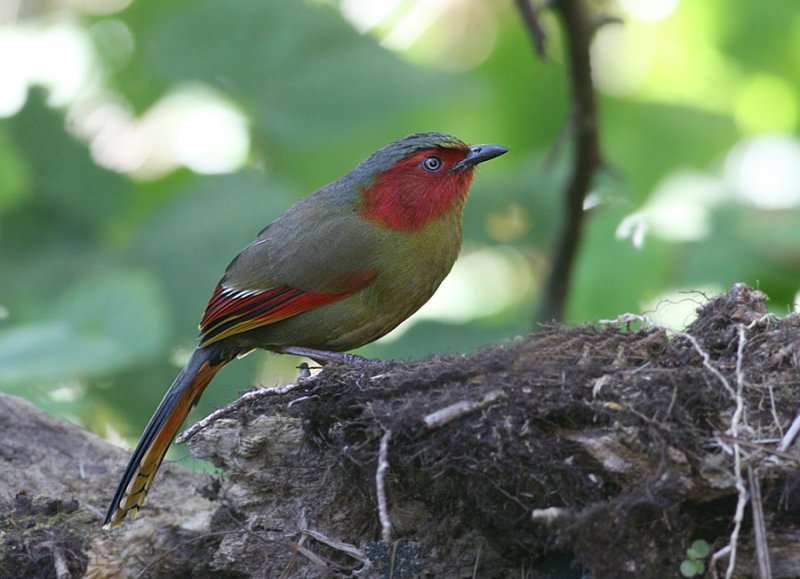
[{"xmin": 103, "ymin": 132, "xmax": 508, "ymax": 528}]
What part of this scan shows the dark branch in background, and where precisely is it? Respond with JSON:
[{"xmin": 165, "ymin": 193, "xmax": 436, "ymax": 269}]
[
  {"xmin": 516, "ymin": 0, "xmax": 604, "ymax": 323},
  {"xmin": 514, "ymin": 0, "xmax": 549, "ymax": 58}
]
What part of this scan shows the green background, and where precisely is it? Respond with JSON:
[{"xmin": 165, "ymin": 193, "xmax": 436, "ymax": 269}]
[{"xmin": 1, "ymin": 0, "xmax": 798, "ymax": 444}]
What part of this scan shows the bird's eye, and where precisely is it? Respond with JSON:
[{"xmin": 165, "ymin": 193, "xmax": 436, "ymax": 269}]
[{"xmin": 421, "ymin": 155, "xmax": 443, "ymax": 173}]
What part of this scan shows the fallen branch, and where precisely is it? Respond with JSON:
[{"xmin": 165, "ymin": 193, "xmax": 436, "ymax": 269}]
[
  {"xmin": 423, "ymin": 390, "xmax": 505, "ymax": 429},
  {"xmin": 778, "ymin": 411, "xmax": 800, "ymax": 452},
  {"xmin": 176, "ymin": 377, "xmax": 313, "ymax": 444}
]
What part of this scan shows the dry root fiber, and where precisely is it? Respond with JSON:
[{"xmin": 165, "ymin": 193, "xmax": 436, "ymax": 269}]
[{"xmin": 183, "ymin": 284, "xmax": 800, "ymax": 578}]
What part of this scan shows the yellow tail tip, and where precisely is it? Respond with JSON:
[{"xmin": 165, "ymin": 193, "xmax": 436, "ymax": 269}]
[{"xmin": 103, "ymin": 493, "xmax": 146, "ymax": 529}]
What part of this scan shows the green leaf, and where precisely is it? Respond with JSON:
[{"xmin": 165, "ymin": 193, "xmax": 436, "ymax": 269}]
[
  {"xmin": 687, "ymin": 539, "xmax": 711, "ymax": 559},
  {"xmin": 679, "ymin": 559, "xmax": 698, "ymax": 577},
  {"xmin": 6, "ymin": 90, "xmax": 131, "ymax": 229},
  {"xmin": 694, "ymin": 560, "xmax": 706, "ymax": 574},
  {"xmin": 54, "ymin": 268, "xmax": 170, "ymax": 363},
  {"xmin": 0, "ymin": 269, "xmax": 169, "ymax": 389},
  {"xmin": 604, "ymin": 101, "xmax": 738, "ymax": 203},
  {"xmin": 0, "ymin": 124, "xmax": 31, "ymax": 212},
  {"xmin": 0, "ymin": 321, "xmax": 112, "ymax": 384},
  {"xmin": 136, "ymin": 0, "xmax": 456, "ymax": 142}
]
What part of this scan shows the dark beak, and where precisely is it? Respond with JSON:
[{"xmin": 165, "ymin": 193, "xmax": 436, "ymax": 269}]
[{"xmin": 453, "ymin": 144, "xmax": 509, "ymax": 171}]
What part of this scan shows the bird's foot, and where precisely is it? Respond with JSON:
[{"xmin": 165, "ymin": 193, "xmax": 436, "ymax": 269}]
[
  {"xmin": 279, "ymin": 346, "xmax": 379, "ymax": 366},
  {"xmin": 296, "ymin": 362, "xmax": 314, "ymax": 379}
]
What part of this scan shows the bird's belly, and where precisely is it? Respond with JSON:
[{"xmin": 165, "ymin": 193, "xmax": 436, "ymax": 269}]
[{"xmin": 234, "ymin": 262, "xmax": 449, "ymax": 353}]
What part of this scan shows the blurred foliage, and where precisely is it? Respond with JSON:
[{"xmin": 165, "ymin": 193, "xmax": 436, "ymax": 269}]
[{"xmin": 0, "ymin": 0, "xmax": 798, "ymax": 440}]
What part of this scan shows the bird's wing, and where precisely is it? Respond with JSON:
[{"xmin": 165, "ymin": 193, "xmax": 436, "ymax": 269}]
[
  {"xmin": 197, "ymin": 283, "xmax": 362, "ymax": 347},
  {"xmin": 198, "ymin": 191, "xmax": 382, "ymax": 347}
]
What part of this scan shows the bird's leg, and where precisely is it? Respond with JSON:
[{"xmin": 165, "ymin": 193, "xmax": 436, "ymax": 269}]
[
  {"xmin": 278, "ymin": 346, "xmax": 379, "ymax": 366},
  {"xmin": 296, "ymin": 362, "xmax": 313, "ymax": 379}
]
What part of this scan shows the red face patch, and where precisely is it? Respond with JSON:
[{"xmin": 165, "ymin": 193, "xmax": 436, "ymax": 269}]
[{"xmin": 359, "ymin": 148, "xmax": 475, "ymax": 232}]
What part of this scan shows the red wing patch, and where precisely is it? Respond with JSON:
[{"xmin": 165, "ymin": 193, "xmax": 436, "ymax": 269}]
[{"xmin": 198, "ymin": 285, "xmax": 346, "ymax": 347}]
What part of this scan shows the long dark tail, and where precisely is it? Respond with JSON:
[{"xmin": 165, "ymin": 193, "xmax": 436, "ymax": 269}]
[{"xmin": 103, "ymin": 346, "xmax": 228, "ymax": 528}]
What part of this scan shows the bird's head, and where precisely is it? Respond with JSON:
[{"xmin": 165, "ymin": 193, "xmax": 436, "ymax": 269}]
[{"xmin": 355, "ymin": 133, "xmax": 508, "ymax": 233}]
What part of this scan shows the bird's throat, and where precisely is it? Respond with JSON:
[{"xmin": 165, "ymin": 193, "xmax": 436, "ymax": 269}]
[{"xmin": 360, "ymin": 170, "xmax": 473, "ymax": 233}]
